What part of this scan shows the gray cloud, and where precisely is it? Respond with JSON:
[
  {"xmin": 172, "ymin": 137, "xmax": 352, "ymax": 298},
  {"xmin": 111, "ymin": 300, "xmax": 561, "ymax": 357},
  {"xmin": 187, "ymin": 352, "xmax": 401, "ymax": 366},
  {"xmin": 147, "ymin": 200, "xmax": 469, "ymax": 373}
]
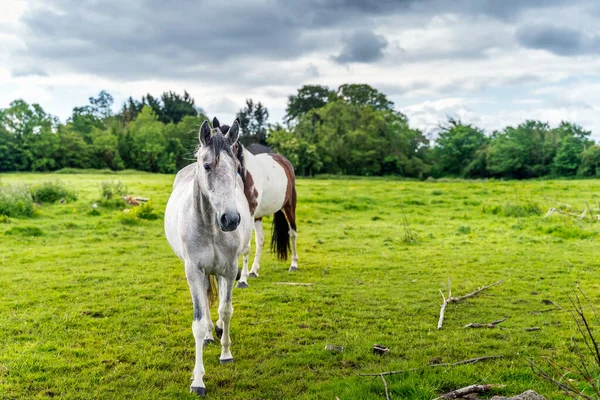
[
  {"xmin": 10, "ymin": 0, "xmax": 587, "ymax": 94},
  {"xmin": 11, "ymin": 67, "xmax": 48, "ymax": 78},
  {"xmin": 333, "ymin": 30, "xmax": 388, "ymax": 64},
  {"xmin": 516, "ymin": 24, "xmax": 600, "ymax": 55}
]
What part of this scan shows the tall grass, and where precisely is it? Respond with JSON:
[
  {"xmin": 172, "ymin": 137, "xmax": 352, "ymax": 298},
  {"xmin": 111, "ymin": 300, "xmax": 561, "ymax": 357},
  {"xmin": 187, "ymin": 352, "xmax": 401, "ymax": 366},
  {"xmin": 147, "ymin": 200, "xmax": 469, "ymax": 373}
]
[
  {"xmin": 30, "ymin": 180, "xmax": 78, "ymax": 203},
  {"xmin": 0, "ymin": 184, "xmax": 35, "ymax": 218}
]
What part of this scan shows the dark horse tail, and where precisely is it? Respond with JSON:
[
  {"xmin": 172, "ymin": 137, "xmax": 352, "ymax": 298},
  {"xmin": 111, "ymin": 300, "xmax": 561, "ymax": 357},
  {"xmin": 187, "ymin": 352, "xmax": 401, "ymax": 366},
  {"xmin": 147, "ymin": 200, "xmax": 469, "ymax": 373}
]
[{"xmin": 271, "ymin": 210, "xmax": 290, "ymax": 261}]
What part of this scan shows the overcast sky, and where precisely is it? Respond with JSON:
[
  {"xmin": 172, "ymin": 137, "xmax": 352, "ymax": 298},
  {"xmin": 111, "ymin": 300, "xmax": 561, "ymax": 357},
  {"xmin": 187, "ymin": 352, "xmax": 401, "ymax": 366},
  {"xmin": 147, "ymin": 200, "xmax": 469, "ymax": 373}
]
[{"xmin": 2, "ymin": 0, "xmax": 600, "ymax": 137}]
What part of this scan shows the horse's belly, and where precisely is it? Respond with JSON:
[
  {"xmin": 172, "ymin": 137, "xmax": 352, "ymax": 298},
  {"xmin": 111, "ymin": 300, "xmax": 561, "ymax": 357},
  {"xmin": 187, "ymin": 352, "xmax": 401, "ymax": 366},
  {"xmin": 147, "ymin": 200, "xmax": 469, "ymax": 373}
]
[{"xmin": 253, "ymin": 158, "xmax": 288, "ymax": 218}]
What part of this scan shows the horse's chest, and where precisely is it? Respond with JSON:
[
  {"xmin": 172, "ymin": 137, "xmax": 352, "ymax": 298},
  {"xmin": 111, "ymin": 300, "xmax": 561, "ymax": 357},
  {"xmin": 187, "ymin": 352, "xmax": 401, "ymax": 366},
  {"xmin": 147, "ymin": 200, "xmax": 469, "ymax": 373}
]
[{"xmin": 189, "ymin": 233, "xmax": 241, "ymax": 272}]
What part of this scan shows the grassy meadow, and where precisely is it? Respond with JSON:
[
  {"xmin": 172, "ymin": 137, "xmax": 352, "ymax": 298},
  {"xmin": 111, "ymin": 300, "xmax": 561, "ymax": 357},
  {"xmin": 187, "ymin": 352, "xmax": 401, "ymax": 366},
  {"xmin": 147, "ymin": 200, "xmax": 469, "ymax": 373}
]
[{"xmin": 1, "ymin": 172, "xmax": 600, "ymax": 399}]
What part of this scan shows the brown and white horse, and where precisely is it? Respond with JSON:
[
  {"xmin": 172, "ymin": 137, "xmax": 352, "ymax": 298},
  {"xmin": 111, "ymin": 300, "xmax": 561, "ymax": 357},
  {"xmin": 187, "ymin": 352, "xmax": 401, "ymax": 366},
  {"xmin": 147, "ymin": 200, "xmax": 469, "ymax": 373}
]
[{"xmin": 212, "ymin": 118, "xmax": 298, "ymax": 289}]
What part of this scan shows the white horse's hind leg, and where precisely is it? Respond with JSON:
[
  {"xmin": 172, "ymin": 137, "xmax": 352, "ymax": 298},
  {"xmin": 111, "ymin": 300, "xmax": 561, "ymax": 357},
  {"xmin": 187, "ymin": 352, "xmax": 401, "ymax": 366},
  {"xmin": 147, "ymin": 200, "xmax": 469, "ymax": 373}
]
[
  {"xmin": 289, "ymin": 228, "xmax": 298, "ymax": 272},
  {"xmin": 249, "ymin": 219, "xmax": 264, "ymax": 278},
  {"xmin": 217, "ymin": 274, "xmax": 235, "ymax": 363},
  {"xmin": 185, "ymin": 263, "xmax": 208, "ymax": 396}
]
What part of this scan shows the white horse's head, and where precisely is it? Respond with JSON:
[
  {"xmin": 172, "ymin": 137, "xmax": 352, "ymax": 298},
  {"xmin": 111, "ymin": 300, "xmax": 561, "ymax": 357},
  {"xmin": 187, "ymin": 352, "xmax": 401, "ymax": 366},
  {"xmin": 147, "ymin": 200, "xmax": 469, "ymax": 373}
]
[{"xmin": 196, "ymin": 118, "xmax": 241, "ymax": 231}]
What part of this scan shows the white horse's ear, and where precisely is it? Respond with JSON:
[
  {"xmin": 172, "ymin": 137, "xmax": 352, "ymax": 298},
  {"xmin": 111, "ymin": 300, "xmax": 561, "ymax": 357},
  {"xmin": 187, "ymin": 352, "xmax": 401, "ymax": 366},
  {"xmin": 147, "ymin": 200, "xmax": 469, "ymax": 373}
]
[
  {"xmin": 227, "ymin": 119, "xmax": 240, "ymax": 145},
  {"xmin": 199, "ymin": 120, "xmax": 211, "ymax": 146},
  {"xmin": 212, "ymin": 117, "xmax": 220, "ymax": 129}
]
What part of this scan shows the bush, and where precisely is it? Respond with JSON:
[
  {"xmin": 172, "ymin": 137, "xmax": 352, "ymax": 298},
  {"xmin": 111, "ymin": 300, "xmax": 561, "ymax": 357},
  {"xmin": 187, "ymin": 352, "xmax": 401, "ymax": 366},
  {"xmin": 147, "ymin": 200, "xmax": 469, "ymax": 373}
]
[
  {"xmin": 101, "ymin": 180, "xmax": 128, "ymax": 200},
  {"xmin": 119, "ymin": 210, "xmax": 140, "ymax": 225},
  {"xmin": 482, "ymin": 201, "xmax": 542, "ymax": 217},
  {"xmin": 30, "ymin": 181, "xmax": 78, "ymax": 203},
  {"xmin": 0, "ymin": 184, "xmax": 35, "ymax": 218},
  {"xmin": 131, "ymin": 200, "xmax": 159, "ymax": 220}
]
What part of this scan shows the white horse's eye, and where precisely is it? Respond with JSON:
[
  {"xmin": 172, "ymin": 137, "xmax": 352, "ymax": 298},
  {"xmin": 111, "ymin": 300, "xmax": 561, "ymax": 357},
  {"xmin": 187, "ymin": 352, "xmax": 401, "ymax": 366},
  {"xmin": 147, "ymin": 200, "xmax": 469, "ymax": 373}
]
[{"xmin": 203, "ymin": 163, "xmax": 211, "ymax": 172}]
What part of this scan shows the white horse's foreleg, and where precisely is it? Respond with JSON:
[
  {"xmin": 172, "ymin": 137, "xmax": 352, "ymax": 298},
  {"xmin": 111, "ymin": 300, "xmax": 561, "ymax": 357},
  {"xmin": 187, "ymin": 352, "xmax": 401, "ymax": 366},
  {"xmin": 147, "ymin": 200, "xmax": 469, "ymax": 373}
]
[
  {"xmin": 217, "ymin": 274, "xmax": 235, "ymax": 363},
  {"xmin": 202, "ymin": 275, "xmax": 215, "ymax": 345},
  {"xmin": 249, "ymin": 219, "xmax": 264, "ymax": 278},
  {"xmin": 185, "ymin": 263, "xmax": 208, "ymax": 396},
  {"xmin": 289, "ymin": 227, "xmax": 298, "ymax": 272},
  {"xmin": 236, "ymin": 241, "xmax": 251, "ymax": 289}
]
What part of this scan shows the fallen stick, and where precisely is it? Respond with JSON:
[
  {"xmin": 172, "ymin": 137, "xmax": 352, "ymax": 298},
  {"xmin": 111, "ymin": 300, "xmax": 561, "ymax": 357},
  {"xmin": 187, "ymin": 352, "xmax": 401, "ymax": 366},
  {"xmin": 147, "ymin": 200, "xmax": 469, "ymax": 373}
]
[
  {"xmin": 358, "ymin": 355, "xmax": 503, "ymax": 377},
  {"xmin": 379, "ymin": 374, "xmax": 390, "ymax": 400},
  {"xmin": 525, "ymin": 327, "xmax": 540, "ymax": 332},
  {"xmin": 438, "ymin": 279, "xmax": 504, "ymax": 329},
  {"xmin": 464, "ymin": 317, "xmax": 507, "ymax": 329},
  {"xmin": 433, "ymin": 384, "xmax": 506, "ymax": 400},
  {"xmin": 542, "ymin": 299, "xmax": 562, "ymax": 310},
  {"xmin": 274, "ymin": 282, "xmax": 313, "ymax": 286},
  {"xmin": 530, "ymin": 299, "xmax": 563, "ymax": 314}
]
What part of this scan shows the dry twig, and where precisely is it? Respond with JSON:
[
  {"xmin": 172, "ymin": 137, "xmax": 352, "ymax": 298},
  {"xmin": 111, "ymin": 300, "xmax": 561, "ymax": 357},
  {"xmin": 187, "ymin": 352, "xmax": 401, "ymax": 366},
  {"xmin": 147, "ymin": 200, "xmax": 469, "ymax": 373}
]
[
  {"xmin": 379, "ymin": 374, "xmax": 390, "ymax": 400},
  {"xmin": 437, "ymin": 279, "xmax": 504, "ymax": 329},
  {"xmin": 433, "ymin": 383, "xmax": 505, "ymax": 400},
  {"xmin": 463, "ymin": 317, "xmax": 507, "ymax": 329}
]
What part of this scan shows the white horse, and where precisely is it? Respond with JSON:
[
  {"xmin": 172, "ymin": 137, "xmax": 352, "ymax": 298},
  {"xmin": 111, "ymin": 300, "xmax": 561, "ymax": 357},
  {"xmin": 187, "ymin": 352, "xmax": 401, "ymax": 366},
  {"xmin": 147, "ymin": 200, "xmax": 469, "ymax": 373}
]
[
  {"xmin": 164, "ymin": 119, "xmax": 252, "ymax": 396},
  {"xmin": 211, "ymin": 118, "xmax": 298, "ymax": 289}
]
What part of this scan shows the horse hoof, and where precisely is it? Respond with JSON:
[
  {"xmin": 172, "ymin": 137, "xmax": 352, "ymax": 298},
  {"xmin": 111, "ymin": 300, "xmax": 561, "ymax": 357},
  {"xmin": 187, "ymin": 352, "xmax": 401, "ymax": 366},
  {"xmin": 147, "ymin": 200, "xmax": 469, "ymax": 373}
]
[
  {"xmin": 288, "ymin": 266, "xmax": 298, "ymax": 272},
  {"xmin": 203, "ymin": 338, "xmax": 215, "ymax": 347},
  {"xmin": 220, "ymin": 358, "xmax": 234, "ymax": 364},
  {"xmin": 248, "ymin": 272, "xmax": 259, "ymax": 278},
  {"xmin": 215, "ymin": 326, "xmax": 223, "ymax": 339},
  {"xmin": 190, "ymin": 386, "xmax": 206, "ymax": 397},
  {"xmin": 236, "ymin": 281, "xmax": 248, "ymax": 289}
]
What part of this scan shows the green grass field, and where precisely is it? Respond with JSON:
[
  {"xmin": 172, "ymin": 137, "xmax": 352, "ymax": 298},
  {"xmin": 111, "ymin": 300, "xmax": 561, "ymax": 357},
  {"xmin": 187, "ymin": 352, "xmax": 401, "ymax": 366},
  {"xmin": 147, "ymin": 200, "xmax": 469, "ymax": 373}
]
[{"xmin": 1, "ymin": 172, "xmax": 599, "ymax": 399}]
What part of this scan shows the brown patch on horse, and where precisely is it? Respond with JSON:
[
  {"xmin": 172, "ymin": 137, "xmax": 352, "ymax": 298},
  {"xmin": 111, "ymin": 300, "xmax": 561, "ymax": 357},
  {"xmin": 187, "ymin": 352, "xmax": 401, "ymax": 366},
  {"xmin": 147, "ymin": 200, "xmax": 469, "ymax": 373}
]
[
  {"xmin": 231, "ymin": 142, "xmax": 258, "ymax": 216},
  {"xmin": 243, "ymin": 169, "xmax": 259, "ymax": 216},
  {"xmin": 269, "ymin": 154, "xmax": 297, "ymax": 231}
]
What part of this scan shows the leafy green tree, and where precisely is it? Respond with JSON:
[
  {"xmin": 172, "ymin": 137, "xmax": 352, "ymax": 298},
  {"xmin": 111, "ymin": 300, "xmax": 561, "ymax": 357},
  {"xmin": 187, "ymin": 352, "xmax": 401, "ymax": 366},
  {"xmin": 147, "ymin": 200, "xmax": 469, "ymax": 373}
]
[
  {"xmin": 90, "ymin": 128, "xmax": 124, "ymax": 170},
  {"xmin": 236, "ymin": 99, "xmax": 269, "ymax": 145},
  {"xmin": 486, "ymin": 120, "xmax": 557, "ymax": 178},
  {"xmin": 66, "ymin": 106, "xmax": 103, "ymax": 144},
  {"xmin": 552, "ymin": 122, "xmax": 592, "ymax": 176},
  {"xmin": 88, "ymin": 90, "xmax": 114, "ymax": 119},
  {"xmin": 285, "ymin": 85, "xmax": 336, "ymax": 125},
  {"xmin": 127, "ymin": 106, "xmax": 173, "ymax": 172},
  {"xmin": 119, "ymin": 97, "xmax": 144, "ymax": 125},
  {"xmin": 434, "ymin": 118, "xmax": 489, "ymax": 177},
  {"xmin": 160, "ymin": 91, "xmax": 199, "ymax": 124},
  {"xmin": 55, "ymin": 126, "xmax": 91, "ymax": 169},
  {"xmin": 337, "ymin": 84, "xmax": 393, "ymax": 111},
  {"xmin": 579, "ymin": 145, "xmax": 600, "ymax": 177},
  {"xmin": 289, "ymin": 100, "xmax": 429, "ymax": 177},
  {"xmin": 267, "ymin": 127, "xmax": 322, "ymax": 176},
  {"xmin": 0, "ymin": 100, "xmax": 58, "ymax": 171}
]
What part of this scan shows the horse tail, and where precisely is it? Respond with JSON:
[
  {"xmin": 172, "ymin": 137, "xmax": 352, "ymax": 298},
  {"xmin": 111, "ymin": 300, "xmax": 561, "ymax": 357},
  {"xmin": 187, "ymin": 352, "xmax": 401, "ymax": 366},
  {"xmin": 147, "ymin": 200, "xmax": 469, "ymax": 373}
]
[
  {"xmin": 271, "ymin": 210, "xmax": 290, "ymax": 261},
  {"xmin": 207, "ymin": 275, "xmax": 218, "ymax": 306}
]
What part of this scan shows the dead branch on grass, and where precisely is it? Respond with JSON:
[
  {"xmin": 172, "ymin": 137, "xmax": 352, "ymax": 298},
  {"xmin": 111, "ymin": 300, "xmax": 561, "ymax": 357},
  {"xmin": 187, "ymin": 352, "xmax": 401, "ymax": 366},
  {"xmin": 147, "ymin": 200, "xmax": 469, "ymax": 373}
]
[
  {"xmin": 433, "ymin": 383, "xmax": 506, "ymax": 400},
  {"xmin": 437, "ymin": 279, "xmax": 504, "ymax": 329},
  {"xmin": 463, "ymin": 317, "xmax": 507, "ymax": 329}
]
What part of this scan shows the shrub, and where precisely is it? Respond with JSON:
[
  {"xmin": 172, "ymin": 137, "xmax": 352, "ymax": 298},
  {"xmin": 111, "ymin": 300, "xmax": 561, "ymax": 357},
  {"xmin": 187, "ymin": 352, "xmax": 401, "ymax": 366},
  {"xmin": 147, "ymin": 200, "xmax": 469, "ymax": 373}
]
[
  {"xmin": 119, "ymin": 210, "xmax": 140, "ymax": 226},
  {"xmin": 101, "ymin": 180, "xmax": 128, "ymax": 200},
  {"xmin": 482, "ymin": 201, "xmax": 542, "ymax": 217},
  {"xmin": 132, "ymin": 200, "xmax": 159, "ymax": 220},
  {"xmin": 0, "ymin": 184, "xmax": 35, "ymax": 218},
  {"xmin": 30, "ymin": 181, "xmax": 77, "ymax": 203},
  {"xmin": 457, "ymin": 225, "xmax": 472, "ymax": 234}
]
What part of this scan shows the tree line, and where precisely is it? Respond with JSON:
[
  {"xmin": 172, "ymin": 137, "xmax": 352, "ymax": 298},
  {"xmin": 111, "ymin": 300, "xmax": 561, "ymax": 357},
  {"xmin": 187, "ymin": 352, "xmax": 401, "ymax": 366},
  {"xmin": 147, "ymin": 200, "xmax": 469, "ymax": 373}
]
[{"xmin": 1, "ymin": 85, "xmax": 599, "ymax": 179}]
